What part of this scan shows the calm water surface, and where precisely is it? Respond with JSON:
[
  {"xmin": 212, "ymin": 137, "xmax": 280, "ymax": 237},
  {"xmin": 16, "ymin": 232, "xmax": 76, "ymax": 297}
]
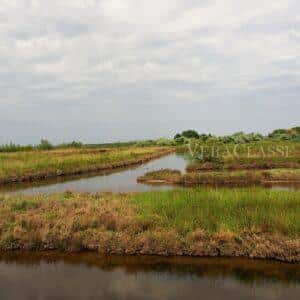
[
  {"xmin": 1, "ymin": 153, "xmax": 299, "ymax": 195},
  {"xmin": 0, "ymin": 154, "xmax": 188, "ymax": 195},
  {"xmin": 0, "ymin": 252, "xmax": 299, "ymax": 300},
  {"xmin": 0, "ymin": 155, "xmax": 299, "ymax": 299}
]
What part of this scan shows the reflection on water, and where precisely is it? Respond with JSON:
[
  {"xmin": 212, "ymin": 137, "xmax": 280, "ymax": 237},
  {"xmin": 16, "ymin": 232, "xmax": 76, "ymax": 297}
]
[
  {"xmin": 0, "ymin": 153, "xmax": 299, "ymax": 195},
  {"xmin": 0, "ymin": 252, "xmax": 299, "ymax": 300},
  {"xmin": 0, "ymin": 154, "xmax": 188, "ymax": 196}
]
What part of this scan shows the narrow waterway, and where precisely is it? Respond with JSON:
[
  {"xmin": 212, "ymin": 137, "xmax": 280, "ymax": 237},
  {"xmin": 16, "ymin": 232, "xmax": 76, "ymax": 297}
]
[
  {"xmin": 0, "ymin": 154, "xmax": 188, "ymax": 195},
  {"xmin": 0, "ymin": 155, "xmax": 299, "ymax": 299},
  {"xmin": 1, "ymin": 153, "xmax": 299, "ymax": 195},
  {"xmin": 0, "ymin": 252, "xmax": 299, "ymax": 300}
]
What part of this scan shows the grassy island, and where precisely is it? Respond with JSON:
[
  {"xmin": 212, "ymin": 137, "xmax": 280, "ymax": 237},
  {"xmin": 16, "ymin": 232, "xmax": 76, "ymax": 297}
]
[{"xmin": 0, "ymin": 188, "xmax": 299, "ymax": 262}]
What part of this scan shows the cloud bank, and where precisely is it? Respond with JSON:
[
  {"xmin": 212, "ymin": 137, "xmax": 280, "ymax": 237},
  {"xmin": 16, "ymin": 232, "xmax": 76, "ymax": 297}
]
[{"xmin": 0, "ymin": 0, "xmax": 299, "ymax": 143}]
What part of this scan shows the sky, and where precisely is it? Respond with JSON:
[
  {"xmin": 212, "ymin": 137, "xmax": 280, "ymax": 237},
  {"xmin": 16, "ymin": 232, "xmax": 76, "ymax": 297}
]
[{"xmin": 0, "ymin": 0, "xmax": 299, "ymax": 144}]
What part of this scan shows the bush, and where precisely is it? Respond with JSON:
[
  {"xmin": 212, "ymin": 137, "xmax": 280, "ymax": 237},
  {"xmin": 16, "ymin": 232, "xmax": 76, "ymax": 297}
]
[
  {"xmin": 198, "ymin": 134, "xmax": 211, "ymax": 142},
  {"xmin": 135, "ymin": 140, "xmax": 156, "ymax": 147},
  {"xmin": 174, "ymin": 136, "xmax": 186, "ymax": 145},
  {"xmin": 60, "ymin": 141, "xmax": 83, "ymax": 148},
  {"xmin": 292, "ymin": 127, "xmax": 300, "ymax": 133},
  {"xmin": 0, "ymin": 143, "xmax": 34, "ymax": 153},
  {"xmin": 194, "ymin": 147, "xmax": 224, "ymax": 165},
  {"xmin": 181, "ymin": 130, "xmax": 200, "ymax": 139},
  {"xmin": 156, "ymin": 138, "xmax": 175, "ymax": 146},
  {"xmin": 220, "ymin": 132, "xmax": 264, "ymax": 144},
  {"xmin": 38, "ymin": 139, "xmax": 54, "ymax": 150}
]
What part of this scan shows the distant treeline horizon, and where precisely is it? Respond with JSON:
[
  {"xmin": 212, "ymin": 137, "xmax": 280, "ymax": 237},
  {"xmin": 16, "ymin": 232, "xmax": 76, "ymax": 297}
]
[{"xmin": 0, "ymin": 126, "xmax": 299, "ymax": 152}]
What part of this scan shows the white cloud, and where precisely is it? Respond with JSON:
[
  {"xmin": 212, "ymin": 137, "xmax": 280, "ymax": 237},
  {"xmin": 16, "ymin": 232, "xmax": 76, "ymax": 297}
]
[{"xmin": 0, "ymin": 0, "xmax": 299, "ymax": 143}]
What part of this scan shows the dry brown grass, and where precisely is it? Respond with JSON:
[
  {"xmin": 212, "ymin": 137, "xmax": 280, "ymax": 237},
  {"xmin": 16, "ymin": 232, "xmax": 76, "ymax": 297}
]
[
  {"xmin": 138, "ymin": 168, "xmax": 300, "ymax": 186},
  {"xmin": 0, "ymin": 190, "xmax": 299, "ymax": 262},
  {"xmin": 137, "ymin": 169, "xmax": 181, "ymax": 184}
]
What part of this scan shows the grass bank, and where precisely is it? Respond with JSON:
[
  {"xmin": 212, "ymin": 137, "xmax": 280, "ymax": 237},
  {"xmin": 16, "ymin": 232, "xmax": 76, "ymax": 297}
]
[
  {"xmin": 186, "ymin": 157, "xmax": 300, "ymax": 172},
  {"xmin": 138, "ymin": 169, "xmax": 300, "ymax": 186},
  {"xmin": 0, "ymin": 188, "xmax": 299, "ymax": 262},
  {"xmin": 183, "ymin": 141, "xmax": 300, "ymax": 171},
  {"xmin": 0, "ymin": 146, "xmax": 173, "ymax": 185}
]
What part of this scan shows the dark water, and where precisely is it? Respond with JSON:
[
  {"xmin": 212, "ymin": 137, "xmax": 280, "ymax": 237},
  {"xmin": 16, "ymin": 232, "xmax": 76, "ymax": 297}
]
[
  {"xmin": 0, "ymin": 252, "xmax": 299, "ymax": 300},
  {"xmin": 0, "ymin": 154, "xmax": 188, "ymax": 195}
]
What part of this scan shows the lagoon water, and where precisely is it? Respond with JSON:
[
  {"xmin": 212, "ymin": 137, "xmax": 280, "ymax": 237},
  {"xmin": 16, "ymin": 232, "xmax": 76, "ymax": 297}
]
[
  {"xmin": 0, "ymin": 253, "xmax": 299, "ymax": 300},
  {"xmin": 0, "ymin": 154, "xmax": 299, "ymax": 299},
  {"xmin": 0, "ymin": 154, "xmax": 189, "ymax": 195},
  {"xmin": 1, "ymin": 153, "xmax": 299, "ymax": 195}
]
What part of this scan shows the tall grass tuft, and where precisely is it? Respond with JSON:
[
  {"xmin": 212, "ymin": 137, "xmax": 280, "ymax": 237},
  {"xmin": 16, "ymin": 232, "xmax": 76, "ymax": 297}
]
[{"xmin": 132, "ymin": 188, "xmax": 300, "ymax": 237}]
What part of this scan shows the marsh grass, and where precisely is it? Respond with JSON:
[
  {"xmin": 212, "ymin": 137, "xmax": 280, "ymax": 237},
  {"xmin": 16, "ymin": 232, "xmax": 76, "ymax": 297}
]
[
  {"xmin": 185, "ymin": 141, "xmax": 300, "ymax": 171},
  {"xmin": 0, "ymin": 188, "xmax": 299, "ymax": 261},
  {"xmin": 137, "ymin": 169, "xmax": 181, "ymax": 183},
  {"xmin": 0, "ymin": 146, "xmax": 171, "ymax": 183},
  {"xmin": 138, "ymin": 168, "xmax": 300, "ymax": 186},
  {"xmin": 182, "ymin": 169, "xmax": 300, "ymax": 185},
  {"xmin": 132, "ymin": 188, "xmax": 300, "ymax": 238}
]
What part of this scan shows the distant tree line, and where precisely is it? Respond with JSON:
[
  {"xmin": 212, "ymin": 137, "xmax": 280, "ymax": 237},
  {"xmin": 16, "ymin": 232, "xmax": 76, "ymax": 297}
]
[
  {"xmin": 0, "ymin": 139, "xmax": 83, "ymax": 153},
  {"xmin": 173, "ymin": 127, "xmax": 300, "ymax": 145},
  {"xmin": 0, "ymin": 126, "xmax": 299, "ymax": 153}
]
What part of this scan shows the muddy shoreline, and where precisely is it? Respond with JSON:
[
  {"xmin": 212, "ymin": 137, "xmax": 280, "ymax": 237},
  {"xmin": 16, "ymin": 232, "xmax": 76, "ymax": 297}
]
[{"xmin": 1, "ymin": 232, "xmax": 299, "ymax": 263}]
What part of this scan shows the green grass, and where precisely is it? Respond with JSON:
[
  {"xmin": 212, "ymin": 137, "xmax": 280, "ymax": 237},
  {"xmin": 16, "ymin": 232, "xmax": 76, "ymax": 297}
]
[
  {"xmin": 184, "ymin": 140, "xmax": 300, "ymax": 169},
  {"xmin": 132, "ymin": 188, "xmax": 300, "ymax": 237},
  {"xmin": 0, "ymin": 140, "xmax": 142, "ymax": 153},
  {"xmin": 0, "ymin": 188, "xmax": 299, "ymax": 260},
  {"xmin": 138, "ymin": 168, "xmax": 300, "ymax": 186},
  {"xmin": 137, "ymin": 169, "xmax": 181, "ymax": 183},
  {"xmin": 0, "ymin": 146, "xmax": 171, "ymax": 182}
]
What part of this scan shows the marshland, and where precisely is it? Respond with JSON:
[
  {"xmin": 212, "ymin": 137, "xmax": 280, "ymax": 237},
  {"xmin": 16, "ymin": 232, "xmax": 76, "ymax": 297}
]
[
  {"xmin": 3, "ymin": 1, "xmax": 300, "ymax": 297},
  {"xmin": 0, "ymin": 128, "xmax": 299, "ymax": 299}
]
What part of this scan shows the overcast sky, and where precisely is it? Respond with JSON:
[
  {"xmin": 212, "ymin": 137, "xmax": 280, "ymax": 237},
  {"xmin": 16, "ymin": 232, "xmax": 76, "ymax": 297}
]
[{"xmin": 0, "ymin": 0, "xmax": 299, "ymax": 144}]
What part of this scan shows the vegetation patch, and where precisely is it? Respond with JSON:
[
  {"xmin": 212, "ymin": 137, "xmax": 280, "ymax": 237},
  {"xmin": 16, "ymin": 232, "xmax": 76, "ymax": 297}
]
[
  {"xmin": 0, "ymin": 189, "xmax": 299, "ymax": 262},
  {"xmin": 138, "ymin": 168, "xmax": 300, "ymax": 187},
  {"xmin": 174, "ymin": 126, "xmax": 300, "ymax": 144},
  {"xmin": 182, "ymin": 169, "xmax": 300, "ymax": 186},
  {"xmin": 187, "ymin": 157, "xmax": 300, "ymax": 172},
  {"xmin": 0, "ymin": 146, "xmax": 174, "ymax": 185},
  {"xmin": 137, "ymin": 169, "xmax": 181, "ymax": 184}
]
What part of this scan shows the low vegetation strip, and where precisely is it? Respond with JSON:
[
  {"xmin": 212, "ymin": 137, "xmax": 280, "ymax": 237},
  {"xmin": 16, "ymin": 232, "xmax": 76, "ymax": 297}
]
[
  {"xmin": 137, "ymin": 169, "xmax": 182, "ymax": 184},
  {"xmin": 0, "ymin": 146, "xmax": 173, "ymax": 185},
  {"xmin": 186, "ymin": 158, "xmax": 300, "ymax": 172},
  {"xmin": 138, "ymin": 169, "xmax": 300, "ymax": 186},
  {"xmin": 0, "ymin": 188, "xmax": 299, "ymax": 262}
]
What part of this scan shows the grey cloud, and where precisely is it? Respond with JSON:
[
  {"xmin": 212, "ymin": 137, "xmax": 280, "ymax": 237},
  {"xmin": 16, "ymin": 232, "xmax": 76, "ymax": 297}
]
[{"xmin": 0, "ymin": 0, "xmax": 299, "ymax": 144}]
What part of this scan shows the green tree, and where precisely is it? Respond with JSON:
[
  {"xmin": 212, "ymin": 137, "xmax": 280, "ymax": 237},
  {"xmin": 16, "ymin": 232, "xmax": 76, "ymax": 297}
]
[
  {"xmin": 38, "ymin": 139, "xmax": 53, "ymax": 150},
  {"xmin": 181, "ymin": 129, "xmax": 200, "ymax": 139}
]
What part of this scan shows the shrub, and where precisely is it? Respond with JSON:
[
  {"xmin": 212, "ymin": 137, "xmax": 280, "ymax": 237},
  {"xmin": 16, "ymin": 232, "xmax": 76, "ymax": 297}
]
[
  {"xmin": 292, "ymin": 127, "xmax": 300, "ymax": 133},
  {"xmin": 194, "ymin": 147, "xmax": 224, "ymax": 165},
  {"xmin": 0, "ymin": 143, "xmax": 34, "ymax": 153},
  {"xmin": 156, "ymin": 138, "xmax": 175, "ymax": 146},
  {"xmin": 38, "ymin": 139, "xmax": 54, "ymax": 150},
  {"xmin": 60, "ymin": 141, "xmax": 83, "ymax": 148},
  {"xmin": 181, "ymin": 129, "xmax": 200, "ymax": 139},
  {"xmin": 198, "ymin": 134, "xmax": 211, "ymax": 142},
  {"xmin": 174, "ymin": 136, "xmax": 186, "ymax": 145},
  {"xmin": 135, "ymin": 140, "xmax": 156, "ymax": 147}
]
